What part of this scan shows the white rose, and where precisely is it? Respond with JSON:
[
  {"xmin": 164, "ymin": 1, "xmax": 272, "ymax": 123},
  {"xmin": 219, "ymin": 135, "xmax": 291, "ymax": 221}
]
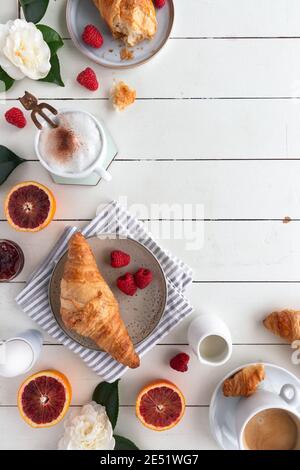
[
  {"xmin": 58, "ymin": 402, "xmax": 115, "ymax": 451},
  {"xmin": 0, "ymin": 19, "xmax": 51, "ymax": 80}
]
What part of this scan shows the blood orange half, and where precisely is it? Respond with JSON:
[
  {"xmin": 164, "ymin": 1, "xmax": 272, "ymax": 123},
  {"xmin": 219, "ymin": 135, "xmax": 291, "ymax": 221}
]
[
  {"xmin": 18, "ymin": 370, "xmax": 72, "ymax": 428},
  {"xmin": 5, "ymin": 181, "xmax": 56, "ymax": 232},
  {"xmin": 136, "ymin": 380, "xmax": 185, "ymax": 431}
]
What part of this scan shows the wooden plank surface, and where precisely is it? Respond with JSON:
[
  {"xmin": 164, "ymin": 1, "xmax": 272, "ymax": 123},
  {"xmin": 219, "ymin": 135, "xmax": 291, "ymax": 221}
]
[
  {"xmin": 43, "ymin": 0, "xmax": 300, "ymax": 39},
  {"xmin": 1, "ymin": 161, "xmax": 300, "ymax": 220},
  {"xmin": 2, "ymin": 98, "xmax": 300, "ymax": 160},
  {"xmin": 0, "ymin": 407, "xmax": 217, "ymax": 450},
  {"xmin": 1, "ymin": 0, "xmax": 300, "ymax": 451},
  {"xmin": 2, "ymin": 282, "xmax": 299, "ymax": 344},
  {"xmin": 0, "ymin": 344, "xmax": 298, "ymax": 406},
  {"xmin": 1, "ymin": 219, "xmax": 300, "ymax": 282},
  {"xmin": 5, "ymin": 39, "xmax": 300, "ymax": 99}
]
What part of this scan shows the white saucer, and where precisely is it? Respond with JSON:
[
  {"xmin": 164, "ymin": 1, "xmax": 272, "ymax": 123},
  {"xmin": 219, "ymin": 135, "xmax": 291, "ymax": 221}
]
[
  {"xmin": 209, "ymin": 362, "xmax": 300, "ymax": 450},
  {"xmin": 66, "ymin": 0, "xmax": 174, "ymax": 69}
]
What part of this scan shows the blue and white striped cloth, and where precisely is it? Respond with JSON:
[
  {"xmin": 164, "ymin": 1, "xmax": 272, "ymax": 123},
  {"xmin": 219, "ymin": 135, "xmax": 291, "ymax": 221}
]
[{"xmin": 16, "ymin": 201, "xmax": 193, "ymax": 382}]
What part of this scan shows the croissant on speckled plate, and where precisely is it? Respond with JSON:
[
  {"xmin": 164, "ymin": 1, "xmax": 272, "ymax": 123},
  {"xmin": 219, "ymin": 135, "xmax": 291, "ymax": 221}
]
[
  {"xmin": 263, "ymin": 309, "xmax": 300, "ymax": 344},
  {"xmin": 92, "ymin": 0, "xmax": 157, "ymax": 46},
  {"xmin": 60, "ymin": 232, "xmax": 140, "ymax": 369},
  {"xmin": 223, "ymin": 364, "xmax": 265, "ymax": 397}
]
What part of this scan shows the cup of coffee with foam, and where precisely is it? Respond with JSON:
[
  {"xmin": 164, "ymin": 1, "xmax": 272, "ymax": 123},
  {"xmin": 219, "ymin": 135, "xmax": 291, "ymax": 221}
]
[
  {"xmin": 236, "ymin": 384, "xmax": 300, "ymax": 450},
  {"xmin": 35, "ymin": 109, "xmax": 111, "ymax": 181}
]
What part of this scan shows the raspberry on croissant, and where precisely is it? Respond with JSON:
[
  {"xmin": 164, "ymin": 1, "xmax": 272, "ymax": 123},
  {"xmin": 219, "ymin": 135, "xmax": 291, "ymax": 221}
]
[
  {"xmin": 263, "ymin": 310, "xmax": 300, "ymax": 344},
  {"xmin": 223, "ymin": 364, "xmax": 265, "ymax": 397}
]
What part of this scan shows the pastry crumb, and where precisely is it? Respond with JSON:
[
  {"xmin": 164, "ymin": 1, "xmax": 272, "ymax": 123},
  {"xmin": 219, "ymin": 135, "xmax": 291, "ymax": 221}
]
[
  {"xmin": 120, "ymin": 47, "xmax": 134, "ymax": 61},
  {"xmin": 111, "ymin": 81, "xmax": 136, "ymax": 111},
  {"xmin": 283, "ymin": 216, "xmax": 292, "ymax": 224}
]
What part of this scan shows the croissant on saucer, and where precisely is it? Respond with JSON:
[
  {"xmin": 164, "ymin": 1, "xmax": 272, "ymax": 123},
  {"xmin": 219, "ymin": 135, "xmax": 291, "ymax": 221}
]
[
  {"xmin": 60, "ymin": 232, "xmax": 140, "ymax": 368},
  {"xmin": 263, "ymin": 309, "xmax": 300, "ymax": 344},
  {"xmin": 92, "ymin": 0, "xmax": 157, "ymax": 46},
  {"xmin": 223, "ymin": 364, "xmax": 265, "ymax": 398}
]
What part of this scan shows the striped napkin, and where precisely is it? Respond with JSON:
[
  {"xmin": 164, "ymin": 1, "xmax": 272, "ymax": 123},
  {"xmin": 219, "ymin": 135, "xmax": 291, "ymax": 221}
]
[{"xmin": 16, "ymin": 201, "xmax": 193, "ymax": 382}]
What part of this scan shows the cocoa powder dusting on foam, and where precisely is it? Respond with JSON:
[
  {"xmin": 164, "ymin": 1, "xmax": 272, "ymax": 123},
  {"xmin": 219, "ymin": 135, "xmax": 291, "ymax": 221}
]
[
  {"xmin": 51, "ymin": 127, "xmax": 79, "ymax": 162},
  {"xmin": 39, "ymin": 111, "xmax": 101, "ymax": 173}
]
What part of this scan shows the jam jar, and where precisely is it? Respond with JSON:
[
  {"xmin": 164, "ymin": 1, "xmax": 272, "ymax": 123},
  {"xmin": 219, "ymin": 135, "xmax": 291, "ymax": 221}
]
[{"xmin": 0, "ymin": 240, "xmax": 24, "ymax": 281}]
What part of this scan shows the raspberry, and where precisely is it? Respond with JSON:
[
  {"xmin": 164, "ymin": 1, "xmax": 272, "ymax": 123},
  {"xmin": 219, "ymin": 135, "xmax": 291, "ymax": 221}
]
[
  {"xmin": 170, "ymin": 353, "xmax": 190, "ymax": 372},
  {"xmin": 134, "ymin": 268, "xmax": 153, "ymax": 289},
  {"xmin": 117, "ymin": 273, "xmax": 137, "ymax": 296},
  {"xmin": 154, "ymin": 0, "xmax": 166, "ymax": 8},
  {"xmin": 82, "ymin": 24, "xmax": 103, "ymax": 48},
  {"xmin": 111, "ymin": 250, "xmax": 130, "ymax": 268},
  {"xmin": 76, "ymin": 67, "xmax": 99, "ymax": 91},
  {"xmin": 5, "ymin": 107, "xmax": 26, "ymax": 128}
]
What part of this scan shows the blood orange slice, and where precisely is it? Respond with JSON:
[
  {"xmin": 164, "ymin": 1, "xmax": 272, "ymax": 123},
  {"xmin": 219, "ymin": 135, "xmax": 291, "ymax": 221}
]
[
  {"xmin": 4, "ymin": 181, "xmax": 56, "ymax": 232},
  {"xmin": 18, "ymin": 370, "xmax": 72, "ymax": 428},
  {"xmin": 136, "ymin": 380, "xmax": 185, "ymax": 431}
]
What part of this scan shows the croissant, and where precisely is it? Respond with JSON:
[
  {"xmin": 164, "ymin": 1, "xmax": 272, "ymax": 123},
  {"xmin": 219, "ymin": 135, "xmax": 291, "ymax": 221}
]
[
  {"xmin": 223, "ymin": 364, "xmax": 265, "ymax": 397},
  {"xmin": 60, "ymin": 232, "xmax": 140, "ymax": 368},
  {"xmin": 263, "ymin": 310, "xmax": 300, "ymax": 344},
  {"xmin": 92, "ymin": 0, "xmax": 157, "ymax": 46}
]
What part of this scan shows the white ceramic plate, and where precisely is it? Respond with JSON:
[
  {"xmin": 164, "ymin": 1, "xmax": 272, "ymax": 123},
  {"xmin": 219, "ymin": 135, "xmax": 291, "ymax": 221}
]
[
  {"xmin": 49, "ymin": 235, "xmax": 167, "ymax": 349},
  {"xmin": 66, "ymin": 0, "xmax": 174, "ymax": 68},
  {"xmin": 209, "ymin": 362, "xmax": 300, "ymax": 450}
]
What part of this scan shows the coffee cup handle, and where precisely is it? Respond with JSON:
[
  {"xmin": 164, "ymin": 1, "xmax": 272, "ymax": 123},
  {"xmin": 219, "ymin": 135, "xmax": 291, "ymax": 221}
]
[
  {"xmin": 94, "ymin": 166, "xmax": 112, "ymax": 182},
  {"xmin": 280, "ymin": 384, "xmax": 300, "ymax": 406}
]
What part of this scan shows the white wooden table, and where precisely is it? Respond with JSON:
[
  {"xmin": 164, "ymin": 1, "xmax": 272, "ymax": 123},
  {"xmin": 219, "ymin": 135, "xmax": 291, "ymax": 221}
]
[{"xmin": 1, "ymin": 0, "xmax": 300, "ymax": 450}]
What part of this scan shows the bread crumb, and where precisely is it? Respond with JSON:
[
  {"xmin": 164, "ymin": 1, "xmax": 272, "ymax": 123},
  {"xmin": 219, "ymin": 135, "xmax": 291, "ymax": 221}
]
[
  {"xmin": 111, "ymin": 81, "xmax": 136, "ymax": 111},
  {"xmin": 283, "ymin": 216, "xmax": 292, "ymax": 224},
  {"xmin": 120, "ymin": 47, "xmax": 134, "ymax": 61}
]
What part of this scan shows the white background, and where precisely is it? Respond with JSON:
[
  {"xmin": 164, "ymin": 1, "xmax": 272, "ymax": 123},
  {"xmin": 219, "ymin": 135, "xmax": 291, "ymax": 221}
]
[{"xmin": 1, "ymin": 0, "xmax": 300, "ymax": 449}]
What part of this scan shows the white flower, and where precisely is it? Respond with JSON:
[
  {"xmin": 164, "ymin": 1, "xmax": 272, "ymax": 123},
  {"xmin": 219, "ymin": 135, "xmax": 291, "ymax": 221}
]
[
  {"xmin": 58, "ymin": 402, "xmax": 115, "ymax": 451},
  {"xmin": 0, "ymin": 19, "xmax": 51, "ymax": 80}
]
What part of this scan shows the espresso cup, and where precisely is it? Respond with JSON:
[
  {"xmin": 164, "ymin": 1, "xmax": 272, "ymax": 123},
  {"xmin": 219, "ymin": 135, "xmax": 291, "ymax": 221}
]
[
  {"xmin": 35, "ymin": 109, "xmax": 111, "ymax": 181},
  {"xmin": 236, "ymin": 385, "xmax": 300, "ymax": 450},
  {"xmin": 187, "ymin": 314, "xmax": 232, "ymax": 366}
]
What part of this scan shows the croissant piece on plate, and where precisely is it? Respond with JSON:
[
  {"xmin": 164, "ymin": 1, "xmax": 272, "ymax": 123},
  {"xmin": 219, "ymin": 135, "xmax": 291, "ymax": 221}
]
[
  {"xmin": 60, "ymin": 232, "xmax": 140, "ymax": 368},
  {"xmin": 93, "ymin": 0, "xmax": 157, "ymax": 46},
  {"xmin": 263, "ymin": 309, "xmax": 300, "ymax": 344},
  {"xmin": 223, "ymin": 364, "xmax": 265, "ymax": 397}
]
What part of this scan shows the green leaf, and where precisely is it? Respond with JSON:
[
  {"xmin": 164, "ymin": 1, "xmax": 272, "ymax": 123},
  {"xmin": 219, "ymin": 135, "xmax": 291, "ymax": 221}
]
[
  {"xmin": 37, "ymin": 25, "xmax": 64, "ymax": 87},
  {"xmin": 20, "ymin": 0, "xmax": 49, "ymax": 24},
  {"xmin": 114, "ymin": 435, "xmax": 139, "ymax": 451},
  {"xmin": 39, "ymin": 53, "xmax": 64, "ymax": 87},
  {"xmin": 0, "ymin": 67, "xmax": 14, "ymax": 91},
  {"xmin": 36, "ymin": 24, "xmax": 64, "ymax": 56},
  {"xmin": 92, "ymin": 380, "xmax": 119, "ymax": 429},
  {"xmin": 0, "ymin": 146, "xmax": 25, "ymax": 186}
]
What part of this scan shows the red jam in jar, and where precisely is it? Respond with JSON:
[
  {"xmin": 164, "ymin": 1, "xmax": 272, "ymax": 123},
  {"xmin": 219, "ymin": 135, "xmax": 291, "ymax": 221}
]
[{"xmin": 0, "ymin": 240, "xmax": 24, "ymax": 281}]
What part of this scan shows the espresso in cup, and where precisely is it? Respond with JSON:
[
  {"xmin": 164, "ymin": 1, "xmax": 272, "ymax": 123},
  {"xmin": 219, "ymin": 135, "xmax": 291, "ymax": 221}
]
[
  {"xmin": 243, "ymin": 408, "xmax": 300, "ymax": 450},
  {"xmin": 38, "ymin": 111, "xmax": 102, "ymax": 175}
]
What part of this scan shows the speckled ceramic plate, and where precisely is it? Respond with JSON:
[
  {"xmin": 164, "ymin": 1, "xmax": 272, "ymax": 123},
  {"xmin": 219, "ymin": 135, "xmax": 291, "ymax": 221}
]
[
  {"xmin": 49, "ymin": 235, "xmax": 167, "ymax": 350},
  {"xmin": 66, "ymin": 0, "xmax": 174, "ymax": 69}
]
